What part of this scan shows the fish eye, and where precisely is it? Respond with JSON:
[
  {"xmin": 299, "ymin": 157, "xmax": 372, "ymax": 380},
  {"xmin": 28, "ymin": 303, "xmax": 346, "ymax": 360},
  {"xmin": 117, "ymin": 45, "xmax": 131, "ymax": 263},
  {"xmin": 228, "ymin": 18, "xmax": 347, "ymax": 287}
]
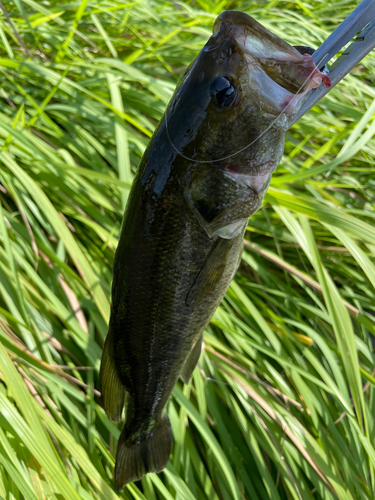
[{"xmin": 212, "ymin": 76, "xmax": 237, "ymax": 108}]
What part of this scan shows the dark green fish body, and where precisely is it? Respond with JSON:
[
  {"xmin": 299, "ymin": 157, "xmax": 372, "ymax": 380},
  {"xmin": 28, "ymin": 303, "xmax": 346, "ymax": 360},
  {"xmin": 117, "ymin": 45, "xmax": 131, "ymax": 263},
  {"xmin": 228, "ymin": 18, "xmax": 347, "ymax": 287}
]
[{"xmin": 100, "ymin": 10, "xmax": 330, "ymax": 488}]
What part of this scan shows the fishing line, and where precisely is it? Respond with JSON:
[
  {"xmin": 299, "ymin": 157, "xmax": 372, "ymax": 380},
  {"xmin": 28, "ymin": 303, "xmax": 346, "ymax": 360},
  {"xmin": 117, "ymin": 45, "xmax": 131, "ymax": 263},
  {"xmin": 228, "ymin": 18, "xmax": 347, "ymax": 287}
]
[{"xmin": 165, "ymin": 53, "xmax": 330, "ymax": 164}]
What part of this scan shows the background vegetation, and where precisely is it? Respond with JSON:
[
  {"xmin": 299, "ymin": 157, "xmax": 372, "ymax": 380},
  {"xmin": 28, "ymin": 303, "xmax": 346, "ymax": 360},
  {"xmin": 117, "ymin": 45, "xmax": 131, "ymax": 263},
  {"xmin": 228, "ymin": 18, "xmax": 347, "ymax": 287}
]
[{"xmin": 0, "ymin": 0, "xmax": 374, "ymax": 498}]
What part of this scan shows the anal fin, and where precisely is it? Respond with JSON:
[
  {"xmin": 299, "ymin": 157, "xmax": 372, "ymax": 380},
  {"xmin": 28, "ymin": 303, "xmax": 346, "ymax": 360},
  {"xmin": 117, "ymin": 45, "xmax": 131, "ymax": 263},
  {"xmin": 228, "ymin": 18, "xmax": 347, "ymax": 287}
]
[
  {"xmin": 99, "ymin": 326, "xmax": 125, "ymax": 421},
  {"xmin": 180, "ymin": 334, "xmax": 203, "ymax": 384}
]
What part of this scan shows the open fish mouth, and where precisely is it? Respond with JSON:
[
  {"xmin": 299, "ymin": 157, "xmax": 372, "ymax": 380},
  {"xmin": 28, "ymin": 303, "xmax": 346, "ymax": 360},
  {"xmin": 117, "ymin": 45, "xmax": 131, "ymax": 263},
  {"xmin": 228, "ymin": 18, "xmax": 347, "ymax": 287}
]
[{"xmin": 213, "ymin": 11, "xmax": 331, "ymax": 116}]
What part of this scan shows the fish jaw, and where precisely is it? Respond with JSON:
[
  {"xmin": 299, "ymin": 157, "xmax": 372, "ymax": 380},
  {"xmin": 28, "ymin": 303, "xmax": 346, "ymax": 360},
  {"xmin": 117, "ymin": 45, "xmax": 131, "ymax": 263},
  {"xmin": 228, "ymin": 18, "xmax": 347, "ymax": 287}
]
[
  {"xmin": 224, "ymin": 167, "xmax": 274, "ymax": 196},
  {"xmin": 214, "ymin": 11, "xmax": 331, "ymax": 117}
]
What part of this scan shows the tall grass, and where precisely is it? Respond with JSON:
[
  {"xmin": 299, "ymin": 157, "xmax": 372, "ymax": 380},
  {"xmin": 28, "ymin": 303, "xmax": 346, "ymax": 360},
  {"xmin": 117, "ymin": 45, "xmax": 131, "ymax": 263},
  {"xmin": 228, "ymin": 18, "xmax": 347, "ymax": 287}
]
[{"xmin": 0, "ymin": 0, "xmax": 374, "ymax": 498}]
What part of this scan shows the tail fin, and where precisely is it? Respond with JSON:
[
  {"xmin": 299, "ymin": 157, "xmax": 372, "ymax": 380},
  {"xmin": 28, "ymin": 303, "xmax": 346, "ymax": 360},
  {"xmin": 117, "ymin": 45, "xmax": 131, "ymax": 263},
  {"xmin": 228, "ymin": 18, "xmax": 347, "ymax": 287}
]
[
  {"xmin": 99, "ymin": 327, "xmax": 125, "ymax": 421},
  {"xmin": 114, "ymin": 414, "xmax": 173, "ymax": 489}
]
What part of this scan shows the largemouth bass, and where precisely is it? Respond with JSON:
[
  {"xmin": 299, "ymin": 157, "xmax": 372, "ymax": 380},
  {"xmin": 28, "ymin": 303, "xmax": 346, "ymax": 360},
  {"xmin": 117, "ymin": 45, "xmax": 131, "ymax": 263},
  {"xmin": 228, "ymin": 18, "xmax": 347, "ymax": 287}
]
[{"xmin": 100, "ymin": 10, "xmax": 330, "ymax": 488}]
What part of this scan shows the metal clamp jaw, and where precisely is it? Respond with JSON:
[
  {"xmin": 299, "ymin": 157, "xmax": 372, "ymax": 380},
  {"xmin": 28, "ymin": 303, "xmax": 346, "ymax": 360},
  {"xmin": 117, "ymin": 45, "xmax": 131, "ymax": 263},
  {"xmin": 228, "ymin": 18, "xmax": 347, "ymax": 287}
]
[{"xmin": 289, "ymin": 0, "xmax": 375, "ymax": 128}]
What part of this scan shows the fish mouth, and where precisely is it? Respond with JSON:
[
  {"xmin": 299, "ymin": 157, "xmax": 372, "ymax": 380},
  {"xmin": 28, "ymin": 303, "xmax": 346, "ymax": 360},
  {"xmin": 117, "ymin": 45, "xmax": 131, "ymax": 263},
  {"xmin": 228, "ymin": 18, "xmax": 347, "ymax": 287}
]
[{"xmin": 213, "ymin": 11, "xmax": 331, "ymax": 117}]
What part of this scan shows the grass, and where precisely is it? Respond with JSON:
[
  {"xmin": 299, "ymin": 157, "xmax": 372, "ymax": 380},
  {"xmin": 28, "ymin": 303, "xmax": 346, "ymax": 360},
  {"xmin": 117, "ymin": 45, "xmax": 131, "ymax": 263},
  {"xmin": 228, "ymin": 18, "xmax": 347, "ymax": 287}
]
[{"xmin": 0, "ymin": 0, "xmax": 374, "ymax": 498}]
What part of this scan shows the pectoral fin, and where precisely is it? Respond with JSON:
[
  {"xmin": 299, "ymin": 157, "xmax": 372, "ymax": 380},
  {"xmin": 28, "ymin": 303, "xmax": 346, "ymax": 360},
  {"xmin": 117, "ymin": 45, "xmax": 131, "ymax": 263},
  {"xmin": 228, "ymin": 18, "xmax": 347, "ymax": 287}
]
[
  {"xmin": 99, "ymin": 327, "xmax": 125, "ymax": 421},
  {"xmin": 186, "ymin": 237, "xmax": 234, "ymax": 306},
  {"xmin": 180, "ymin": 334, "xmax": 203, "ymax": 383},
  {"xmin": 213, "ymin": 218, "xmax": 247, "ymax": 239}
]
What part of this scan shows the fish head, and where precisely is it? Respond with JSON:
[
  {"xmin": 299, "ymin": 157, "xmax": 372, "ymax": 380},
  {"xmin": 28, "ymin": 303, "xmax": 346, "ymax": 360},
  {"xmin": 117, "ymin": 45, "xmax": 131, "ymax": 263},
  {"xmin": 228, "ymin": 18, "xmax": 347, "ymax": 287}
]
[{"xmin": 165, "ymin": 10, "xmax": 330, "ymax": 186}]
